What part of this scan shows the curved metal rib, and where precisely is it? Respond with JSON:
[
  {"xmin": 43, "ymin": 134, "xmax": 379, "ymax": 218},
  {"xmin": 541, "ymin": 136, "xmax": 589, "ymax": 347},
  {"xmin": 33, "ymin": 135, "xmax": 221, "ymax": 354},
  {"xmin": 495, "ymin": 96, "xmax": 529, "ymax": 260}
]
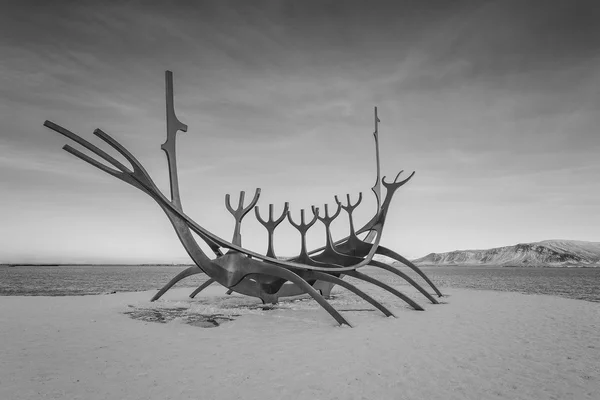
[
  {"xmin": 53, "ymin": 94, "xmax": 220, "ymax": 302},
  {"xmin": 306, "ymin": 271, "xmax": 394, "ymax": 317},
  {"xmin": 307, "ymin": 170, "xmax": 415, "ymax": 258},
  {"xmin": 54, "ymin": 122, "xmax": 374, "ymax": 273},
  {"xmin": 142, "ymin": 188, "xmax": 349, "ymax": 326},
  {"xmin": 232, "ymin": 264, "xmax": 352, "ymax": 327},
  {"xmin": 44, "ymin": 74, "xmax": 439, "ymax": 325},
  {"xmin": 285, "ymin": 206, "xmax": 340, "ymax": 297},
  {"xmin": 189, "ymin": 277, "xmax": 216, "ymax": 298},
  {"xmin": 46, "ymin": 122, "xmax": 131, "ymax": 174},
  {"xmin": 47, "ymin": 120, "xmax": 381, "ymax": 273},
  {"xmin": 150, "ymin": 266, "xmax": 202, "ymax": 301},
  {"xmin": 45, "ymin": 79, "xmax": 390, "ymax": 274},
  {"xmin": 375, "ymin": 245, "xmax": 443, "ymax": 297},
  {"xmin": 369, "ymin": 260, "xmax": 438, "ymax": 304},
  {"xmin": 345, "ymin": 270, "xmax": 424, "ymax": 311},
  {"xmin": 378, "ymin": 171, "xmax": 415, "ymax": 216},
  {"xmin": 326, "ymin": 179, "xmax": 441, "ymax": 300}
]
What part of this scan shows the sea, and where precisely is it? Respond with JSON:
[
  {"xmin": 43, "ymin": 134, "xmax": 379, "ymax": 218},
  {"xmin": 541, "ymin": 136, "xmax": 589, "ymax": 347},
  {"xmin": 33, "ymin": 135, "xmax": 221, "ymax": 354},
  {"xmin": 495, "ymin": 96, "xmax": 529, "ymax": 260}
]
[{"xmin": 1, "ymin": 265, "xmax": 599, "ymax": 303}]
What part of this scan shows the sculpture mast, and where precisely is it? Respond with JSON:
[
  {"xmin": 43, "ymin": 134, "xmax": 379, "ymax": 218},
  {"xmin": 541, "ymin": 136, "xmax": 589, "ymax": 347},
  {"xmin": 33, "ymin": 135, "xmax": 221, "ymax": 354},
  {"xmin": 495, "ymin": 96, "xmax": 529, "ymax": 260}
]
[
  {"xmin": 364, "ymin": 107, "xmax": 381, "ymax": 243},
  {"xmin": 371, "ymin": 106, "xmax": 382, "ymax": 212},
  {"xmin": 161, "ymin": 71, "xmax": 188, "ymax": 210}
]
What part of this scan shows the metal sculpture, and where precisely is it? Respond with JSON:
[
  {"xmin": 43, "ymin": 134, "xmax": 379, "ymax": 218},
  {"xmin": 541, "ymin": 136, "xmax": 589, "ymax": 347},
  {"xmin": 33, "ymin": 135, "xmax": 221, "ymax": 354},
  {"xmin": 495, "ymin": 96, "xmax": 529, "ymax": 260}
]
[{"xmin": 43, "ymin": 71, "xmax": 443, "ymax": 327}]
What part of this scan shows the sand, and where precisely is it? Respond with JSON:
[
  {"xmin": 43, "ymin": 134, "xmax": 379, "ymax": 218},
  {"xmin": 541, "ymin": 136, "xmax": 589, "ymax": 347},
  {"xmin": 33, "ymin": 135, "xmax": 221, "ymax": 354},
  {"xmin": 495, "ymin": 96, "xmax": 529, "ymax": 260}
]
[{"xmin": 1, "ymin": 282, "xmax": 599, "ymax": 400}]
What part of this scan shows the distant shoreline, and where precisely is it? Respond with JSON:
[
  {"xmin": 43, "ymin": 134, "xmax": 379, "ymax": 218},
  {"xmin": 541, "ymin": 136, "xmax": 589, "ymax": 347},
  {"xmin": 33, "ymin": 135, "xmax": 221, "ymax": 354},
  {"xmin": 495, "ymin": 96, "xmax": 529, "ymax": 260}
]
[
  {"xmin": 411, "ymin": 264, "xmax": 599, "ymax": 268},
  {"xmin": 2, "ymin": 264, "xmax": 195, "ymax": 267},
  {"xmin": 4, "ymin": 263, "xmax": 598, "ymax": 268}
]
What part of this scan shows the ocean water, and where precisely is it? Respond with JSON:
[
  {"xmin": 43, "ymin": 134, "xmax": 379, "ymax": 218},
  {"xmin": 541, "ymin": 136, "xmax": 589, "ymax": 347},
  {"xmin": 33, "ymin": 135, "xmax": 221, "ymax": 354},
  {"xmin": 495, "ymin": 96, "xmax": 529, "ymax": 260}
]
[
  {"xmin": 1, "ymin": 265, "xmax": 599, "ymax": 303},
  {"xmin": 370, "ymin": 266, "xmax": 600, "ymax": 303}
]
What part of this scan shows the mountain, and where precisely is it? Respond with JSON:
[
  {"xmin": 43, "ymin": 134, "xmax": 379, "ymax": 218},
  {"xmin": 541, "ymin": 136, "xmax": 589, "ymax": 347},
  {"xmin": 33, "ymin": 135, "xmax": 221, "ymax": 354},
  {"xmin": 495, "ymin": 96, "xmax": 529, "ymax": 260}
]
[{"xmin": 412, "ymin": 240, "xmax": 600, "ymax": 267}]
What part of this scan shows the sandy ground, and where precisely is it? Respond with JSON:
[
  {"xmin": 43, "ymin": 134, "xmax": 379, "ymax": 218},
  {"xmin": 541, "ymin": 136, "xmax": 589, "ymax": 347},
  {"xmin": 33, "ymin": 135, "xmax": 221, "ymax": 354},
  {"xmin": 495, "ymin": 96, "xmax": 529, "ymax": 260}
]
[{"xmin": 1, "ymin": 282, "xmax": 599, "ymax": 400}]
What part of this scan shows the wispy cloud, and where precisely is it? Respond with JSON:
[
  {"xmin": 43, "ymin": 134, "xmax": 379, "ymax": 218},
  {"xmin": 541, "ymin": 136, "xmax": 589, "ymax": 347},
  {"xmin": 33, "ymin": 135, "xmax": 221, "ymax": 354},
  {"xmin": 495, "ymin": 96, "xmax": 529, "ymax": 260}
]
[{"xmin": 1, "ymin": 0, "xmax": 599, "ymax": 262}]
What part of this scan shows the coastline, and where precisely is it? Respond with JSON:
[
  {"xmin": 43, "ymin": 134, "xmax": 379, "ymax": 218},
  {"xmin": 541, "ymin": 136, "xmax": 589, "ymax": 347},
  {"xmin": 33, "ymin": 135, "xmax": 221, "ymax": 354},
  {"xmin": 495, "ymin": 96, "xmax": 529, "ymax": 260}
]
[
  {"xmin": 412, "ymin": 263, "xmax": 600, "ymax": 268},
  {"xmin": 1, "ymin": 286, "xmax": 598, "ymax": 400}
]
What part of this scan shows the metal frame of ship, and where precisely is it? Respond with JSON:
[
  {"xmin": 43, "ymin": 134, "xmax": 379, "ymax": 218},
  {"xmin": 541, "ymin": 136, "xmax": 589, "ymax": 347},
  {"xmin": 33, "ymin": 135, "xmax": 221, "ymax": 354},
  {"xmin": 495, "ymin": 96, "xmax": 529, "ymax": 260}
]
[{"xmin": 43, "ymin": 71, "xmax": 443, "ymax": 327}]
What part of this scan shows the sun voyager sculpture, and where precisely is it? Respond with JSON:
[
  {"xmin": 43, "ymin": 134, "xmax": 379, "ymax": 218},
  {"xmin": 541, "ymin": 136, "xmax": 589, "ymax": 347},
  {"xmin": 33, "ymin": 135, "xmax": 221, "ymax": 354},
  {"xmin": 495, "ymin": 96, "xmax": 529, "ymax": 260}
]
[{"xmin": 44, "ymin": 71, "xmax": 443, "ymax": 327}]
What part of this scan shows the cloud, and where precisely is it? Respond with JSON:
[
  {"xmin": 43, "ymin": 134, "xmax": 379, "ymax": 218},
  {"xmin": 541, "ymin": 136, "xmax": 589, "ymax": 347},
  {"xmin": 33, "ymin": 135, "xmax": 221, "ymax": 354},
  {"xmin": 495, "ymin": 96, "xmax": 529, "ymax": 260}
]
[{"xmin": 1, "ymin": 0, "xmax": 599, "ymax": 263}]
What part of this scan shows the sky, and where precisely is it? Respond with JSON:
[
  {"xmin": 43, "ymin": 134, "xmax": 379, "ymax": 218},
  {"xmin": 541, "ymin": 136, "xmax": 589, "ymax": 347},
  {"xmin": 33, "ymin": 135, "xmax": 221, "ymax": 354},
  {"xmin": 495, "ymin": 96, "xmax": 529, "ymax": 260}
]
[{"xmin": 0, "ymin": 0, "xmax": 599, "ymax": 263}]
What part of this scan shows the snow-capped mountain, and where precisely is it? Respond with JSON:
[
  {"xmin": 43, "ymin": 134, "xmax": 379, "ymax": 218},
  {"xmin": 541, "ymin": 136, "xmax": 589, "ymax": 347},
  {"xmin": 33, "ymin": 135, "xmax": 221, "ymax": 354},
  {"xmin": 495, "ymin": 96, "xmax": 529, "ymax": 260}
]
[{"xmin": 412, "ymin": 240, "xmax": 600, "ymax": 267}]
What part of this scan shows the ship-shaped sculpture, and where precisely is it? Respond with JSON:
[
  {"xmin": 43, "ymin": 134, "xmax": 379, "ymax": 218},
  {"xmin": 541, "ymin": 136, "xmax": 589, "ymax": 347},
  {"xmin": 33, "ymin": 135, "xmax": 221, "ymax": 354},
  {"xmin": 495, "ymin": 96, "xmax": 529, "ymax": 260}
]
[{"xmin": 44, "ymin": 71, "xmax": 443, "ymax": 327}]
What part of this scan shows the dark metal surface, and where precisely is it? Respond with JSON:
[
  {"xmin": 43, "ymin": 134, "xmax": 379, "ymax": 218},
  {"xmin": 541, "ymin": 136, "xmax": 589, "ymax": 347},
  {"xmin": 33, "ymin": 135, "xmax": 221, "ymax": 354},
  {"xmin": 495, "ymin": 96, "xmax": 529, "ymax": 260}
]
[
  {"xmin": 43, "ymin": 70, "xmax": 444, "ymax": 327},
  {"xmin": 150, "ymin": 266, "xmax": 202, "ymax": 302},
  {"xmin": 225, "ymin": 189, "xmax": 261, "ymax": 246},
  {"xmin": 369, "ymin": 260, "xmax": 439, "ymax": 304},
  {"xmin": 365, "ymin": 107, "xmax": 381, "ymax": 244},
  {"xmin": 300, "ymin": 270, "xmax": 395, "ymax": 318},
  {"xmin": 375, "ymin": 246, "xmax": 443, "ymax": 298},
  {"xmin": 162, "ymin": 70, "xmax": 188, "ymax": 209},
  {"xmin": 287, "ymin": 208, "xmax": 319, "ymax": 264},
  {"xmin": 255, "ymin": 203, "xmax": 289, "ymax": 258},
  {"xmin": 345, "ymin": 270, "xmax": 425, "ymax": 311},
  {"xmin": 188, "ymin": 278, "xmax": 216, "ymax": 299}
]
